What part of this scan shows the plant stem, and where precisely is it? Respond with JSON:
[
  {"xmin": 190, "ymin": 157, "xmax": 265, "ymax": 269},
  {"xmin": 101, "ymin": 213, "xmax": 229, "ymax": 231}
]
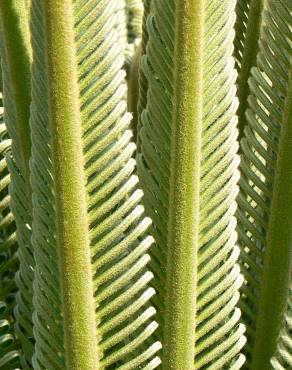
[
  {"xmin": 163, "ymin": 1, "xmax": 203, "ymax": 369},
  {"xmin": 128, "ymin": 42, "xmax": 141, "ymax": 143},
  {"xmin": 237, "ymin": 0, "xmax": 264, "ymax": 141},
  {"xmin": 43, "ymin": 1, "xmax": 98, "ymax": 369},
  {"xmin": 0, "ymin": 0, "xmax": 32, "ymax": 185},
  {"xmin": 251, "ymin": 66, "xmax": 292, "ymax": 370}
]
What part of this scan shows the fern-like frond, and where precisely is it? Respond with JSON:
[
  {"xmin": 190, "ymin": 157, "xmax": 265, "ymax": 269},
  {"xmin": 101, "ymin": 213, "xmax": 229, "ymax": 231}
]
[
  {"xmin": 234, "ymin": 0, "xmax": 252, "ymax": 73},
  {"xmin": 126, "ymin": 0, "xmax": 143, "ymax": 43},
  {"xmin": 30, "ymin": 0, "xmax": 160, "ymax": 368},
  {"xmin": 235, "ymin": 0, "xmax": 265, "ymax": 140},
  {"xmin": 137, "ymin": 0, "xmax": 245, "ymax": 368},
  {"xmin": 136, "ymin": 0, "xmax": 150, "ymax": 151},
  {"xmin": 0, "ymin": 2, "xmax": 34, "ymax": 366},
  {"xmin": 124, "ymin": 0, "xmax": 143, "ymax": 68},
  {"xmin": 0, "ymin": 95, "xmax": 20, "ymax": 369},
  {"xmin": 271, "ymin": 285, "xmax": 292, "ymax": 370},
  {"xmin": 237, "ymin": 1, "xmax": 292, "ymax": 368}
]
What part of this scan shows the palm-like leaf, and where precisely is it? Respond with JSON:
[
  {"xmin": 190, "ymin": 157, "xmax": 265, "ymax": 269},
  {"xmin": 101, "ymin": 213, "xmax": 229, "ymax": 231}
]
[
  {"xmin": 0, "ymin": 2, "xmax": 34, "ymax": 366},
  {"xmin": 30, "ymin": 0, "xmax": 160, "ymax": 368},
  {"xmin": 136, "ymin": 0, "xmax": 150, "ymax": 152},
  {"xmin": 237, "ymin": 1, "xmax": 292, "ymax": 368},
  {"xmin": 0, "ymin": 94, "xmax": 20, "ymax": 369},
  {"xmin": 234, "ymin": 0, "xmax": 265, "ymax": 140},
  {"xmin": 126, "ymin": 0, "xmax": 143, "ymax": 43},
  {"xmin": 271, "ymin": 285, "xmax": 292, "ymax": 369},
  {"xmin": 234, "ymin": 0, "xmax": 252, "ymax": 73},
  {"xmin": 124, "ymin": 0, "xmax": 143, "ymax": 71},
  {"xmin": 137, "ymin": 0, "xmax": 245, "ymax": 368}
]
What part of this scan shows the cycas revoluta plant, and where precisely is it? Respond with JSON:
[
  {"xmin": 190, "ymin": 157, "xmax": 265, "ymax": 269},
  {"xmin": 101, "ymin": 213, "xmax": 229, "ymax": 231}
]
[{"xmin": 0, "ymin": 0, "xmax": 291, "ymax": 369}]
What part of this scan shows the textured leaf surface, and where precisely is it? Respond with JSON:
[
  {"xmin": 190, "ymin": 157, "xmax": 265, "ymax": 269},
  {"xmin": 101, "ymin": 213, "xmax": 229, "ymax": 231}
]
[
  {"xmin": 137, "ymin": 0, "xmax": 245, "ymax": 368},
  {"xmin": 136, "ymin": 0, "xmax": 150, "ymax": 151},
  {"xmin": 30, "ymin": 1, "xmax": 160, "ymax": 368},
  {"xmin": 0, "ymin": 94, "xmax": 20, "ymax": 369},
  {"xmin": 235, "ymin": 0, "xmax": 265, "ymax": 140},
  {"xmin": 237, "ymin": 1, "xmax": 292, "ymax": 367},
  {"xmin": 124, "ymin": 0, "xmax": 143, "ymax": 69},
  {"xmin": 234, "ymin": 0, "xmax": 252, "ymax": 73},
  {"xmin": 271, "ymin": 286, "xmax": 292, "ymax": 370},
  {"xmin": 0, "ymin": 3, "xmax": 33, "ymax": 366}
]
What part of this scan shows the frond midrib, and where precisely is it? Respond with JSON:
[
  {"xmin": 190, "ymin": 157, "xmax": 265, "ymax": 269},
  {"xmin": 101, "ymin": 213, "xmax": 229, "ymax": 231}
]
[{"xmin": 43, "ymin": 1, "xmax": 98, "ymax": 368}]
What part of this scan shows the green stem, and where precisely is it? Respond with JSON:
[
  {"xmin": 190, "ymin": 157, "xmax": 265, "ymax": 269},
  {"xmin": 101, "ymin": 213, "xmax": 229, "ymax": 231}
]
[
  {"xmin": 128, "ymin": 42, "xmax": 141, "ymax": 143},
  {"xmin": 163, "ymin": 2, "xmax": 203, "ymax": 369},
  {"xmin": 237, "ymin": 0, "xmax": 264, "ymax": 141},
  {"xmin": 251, "ymin": 66, "xmax": 292, "ymax": 370},
  {"xmin": 43, "ymin": 2, "xmax": 98, "ymax": 369},
  {"xmin": 0, "ymin": 0, "xmax": 32, "ymax": 185}
]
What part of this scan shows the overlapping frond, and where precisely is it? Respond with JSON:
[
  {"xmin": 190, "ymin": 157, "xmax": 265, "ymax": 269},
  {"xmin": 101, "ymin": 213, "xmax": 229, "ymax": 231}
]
[
  {"xmin": 0, "ymin": 95, "xmax": 20, "ymax": 369},
  {"xmin": 234, "ymin": 0, "xmax": 252, "ymax": 72},
  {"xmin": 137, "ymin": 0, "xmax": 245, "ymax": 367},
  {"xmin": 0, "ymin": 4, "xmax": 34, "ymax": 365},
  {"xmin": 237, "ymin": 1, "xmax": 292, "ymax": 367},
  {"xmin": 235, "ymin": 0, "xmax": 265, "ymax": 140},
  {"xmin": 126, "ymin": 0, "xmax": 143, "ymax": 43},
  {"xmin": 271, "ymin": 285, "xmax": 292, "ymax": 370},
  {"xmin": 136, "ymin": 0, "xmax": 150, "ymax": 151},
  {"xmin": 30, "ymin": 0, "xmax": 160, "ymax": 368},
  {"xmin": 124, "ymin": 0, "xmax": 143, "ymax": 67}
]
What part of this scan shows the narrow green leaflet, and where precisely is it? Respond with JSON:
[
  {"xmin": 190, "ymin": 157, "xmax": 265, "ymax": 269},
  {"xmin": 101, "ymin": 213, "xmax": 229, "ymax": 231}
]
[
  {"xmin": 124, "ymin": 0, "xmax": 143, "ymax": 68},
  {"xmin": 237, "ymin": 1, "xmax": 292, "ymax": 368},
  {"xmin": 126, "ymin": 0, "xmax": 143, "ymax": 43},
  {"xmin": 137, "ymin": 0, "xmax": 245, "ymax": 368},
  {"xmin": 125, "ymin": 0, "xmax": 144, "ymax": 138},
  {"xmin": 0, "ymin": 1, "xmax": 34, "ymax": 366},
  {"xmin": 234, "ymin": 0, "xmax": 252, "ymax": 73},
  {"xmin": 30, "ymin": 0, "xmax": 160, "ymax": 368},
  {"xmin": 271, "ymin": 285, "xmax": 292, "ymax": 369},
  {"xmin": 235, "ymin": 0, "xmax": 265, "ymax": 140},
  {"xmin": 0, "ymin": 94, "xmax": 20, "ymax": 369},
  {"xmin": 136, "ymin": 0, "xmax": 150, "ymax": 151}
]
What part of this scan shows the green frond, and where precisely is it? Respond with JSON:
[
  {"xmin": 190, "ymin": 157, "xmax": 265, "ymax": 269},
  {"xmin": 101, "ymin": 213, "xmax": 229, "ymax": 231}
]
[
  {"xmin": 237, "ymin": 1, "xmax": 292, "ymax": 368},
  {"xmin": 235, "ymin": 0, "xmax": 265, "ymax": 140},
  {"xmin": 0, "ymin": 95, "xmax": 20, "ymax": 369},
  {"xmin": 126, "ymin": 0, "xmax": 143, "ymax": 42},
  {"xmin": 136, "ymin": 0, "xmax": 150, "ymax": 152},
  {"xmin": 0, "ymin": 1, "xmax": 34, "ymax": 366},
  {"xmin": 234, "ymin": 0, "xmax": 252, "ymax": 73},
  {"xmin": 30, "ymin": 0, "xmax": 160, "ymax": 368},
  {"xmin": 271, "ymin": 285, "xmax": 292, "ymax": 370},
  {"xmin": 128, "ymin": 43, "xmax": 141, "ymax": 143},
  {"xmin": 124, "ymin": 0, "xmax": 143, "ymax": 68},
  {"xmin": 137, "ymin": 0, "xmax": 245, "ymax": 368}
]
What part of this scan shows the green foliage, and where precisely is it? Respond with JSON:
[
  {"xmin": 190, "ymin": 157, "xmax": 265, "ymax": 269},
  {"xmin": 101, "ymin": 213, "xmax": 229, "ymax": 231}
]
[
  {"xmin": 235, "ymin": 0, "xmax": 265, "ymax": 140},
  {"xmin": 0, "ymin": 1, "xmax": 34, "ymax": 366},
  {"xmin": 237, "ymin": 0, "xmax": 292, "ymax": 368},
  {"xmin": 271, "ymin": 286, "xmax": 292, "ymax": 369},
  {"xmin": 0, "ymin": 0, "xmax": 291, "ymax": 369},
  {"xmin": 29, "ymin": 0, "xmax": 160, "ymax": 368},
  {"xmin": 0, "ymin": 94, "xmax": 20, "ymax": 369},
  {"xmin": 137, "ymin": 0, "xmax": 246, "ymax": 368}
]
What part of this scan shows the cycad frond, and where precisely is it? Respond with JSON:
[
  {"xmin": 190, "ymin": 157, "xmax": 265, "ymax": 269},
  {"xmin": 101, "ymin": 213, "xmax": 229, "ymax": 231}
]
[
  {"xmin": 235, "ymin": 0, "xmax": 265, "ymax": 140},
  {"xmin": 136, "ymin": 0, "xmax": 150, "ymax": 151},
  {"xmin": 271, "ymin": 285, "xmax": 292, "ymax": 370},
  {"xmin": 30, "ymin": 0, "xmax": 160, "ymax": 368},
  {"xmin": 124, "ymin": 0, "xmax": 143, "ymax": 70},
  {"xmin": 126, "ymin": 0, "xmax": 143, "ymax": 43},
  {"xmin": 0, "ymin": 1, "xmax": 34, "ymax": 366},
  {"xmin": 234, "ymin": 0, "xmax": 252, "ymax": 73},
  {"xmin": 137, "ymin": 1, "xmax": 245, "ymax": 368},
  {"xmin": 0, "ymin": 95, "xmax": 20, "ymax": 369},
  {"xmin": 237, "ymin": 1, "xmax": 292, "ymax": 368}
]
